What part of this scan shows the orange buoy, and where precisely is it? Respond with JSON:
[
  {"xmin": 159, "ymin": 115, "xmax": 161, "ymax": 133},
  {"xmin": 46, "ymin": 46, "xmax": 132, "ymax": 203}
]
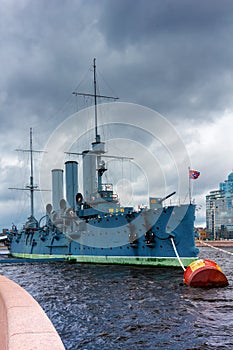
[{"xmin": 184, "ymin": 259, "xmax": 229, "ymax": 288}]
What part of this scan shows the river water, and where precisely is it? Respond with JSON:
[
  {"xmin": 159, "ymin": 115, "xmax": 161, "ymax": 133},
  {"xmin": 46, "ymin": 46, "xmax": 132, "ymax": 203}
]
[{"xmin": 0, "ymin": 247, "xmax": 232, "ymax": 350}]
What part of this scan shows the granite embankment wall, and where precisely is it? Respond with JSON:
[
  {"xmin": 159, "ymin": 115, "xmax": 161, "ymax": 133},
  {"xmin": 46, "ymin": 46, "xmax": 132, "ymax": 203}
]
[{"xmin": 0, "ymin": 275, "xmax": 65, "ymax": 350}]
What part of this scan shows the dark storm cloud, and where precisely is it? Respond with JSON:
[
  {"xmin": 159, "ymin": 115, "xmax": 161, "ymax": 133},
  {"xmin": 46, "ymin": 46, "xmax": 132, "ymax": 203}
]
[
  {"xmin": 98, "ymin": 0, "xmax": 233, "ymax": 119},
  {"xmin": 0, "ymin": 0, "xmax": 102, "ymax": 136},
  {"xmin": 100, "ymin": 0, "xmax": 232, "ymax": 45},
  {"xmin": 1, "ymin": 0, "xmax": 233, "ymax": 130}
]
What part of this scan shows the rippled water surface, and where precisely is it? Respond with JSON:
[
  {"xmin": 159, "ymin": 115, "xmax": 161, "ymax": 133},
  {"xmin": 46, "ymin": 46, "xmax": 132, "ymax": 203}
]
[{"xmin": 0, "ymin": 247, "xmax": 233, "ymax": 350}]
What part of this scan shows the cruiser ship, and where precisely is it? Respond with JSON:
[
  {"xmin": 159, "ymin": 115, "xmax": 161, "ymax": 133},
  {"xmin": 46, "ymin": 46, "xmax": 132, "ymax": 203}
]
[{"xmin": 6, "ymin": 60, "xmax": 199, "ymax": 267}]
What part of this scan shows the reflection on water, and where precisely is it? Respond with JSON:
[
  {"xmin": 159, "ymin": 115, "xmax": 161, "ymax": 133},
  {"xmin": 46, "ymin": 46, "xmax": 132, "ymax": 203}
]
[{"xmin": 0, "ymin": 247, "xmax": 232, "ymax": 350}]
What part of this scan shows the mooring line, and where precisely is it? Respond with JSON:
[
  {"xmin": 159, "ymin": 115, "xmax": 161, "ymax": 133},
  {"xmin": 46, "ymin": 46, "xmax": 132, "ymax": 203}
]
[
  {"xmin": 199, "ymin": 240, "xmax": 233, "ymax": 257},
  {"xmin": 170, "ymin": 237, "xmax": 186, "ymax": 271}
]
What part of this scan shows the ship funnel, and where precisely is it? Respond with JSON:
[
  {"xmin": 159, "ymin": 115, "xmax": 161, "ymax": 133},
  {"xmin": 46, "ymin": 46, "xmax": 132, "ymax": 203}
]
[
  {"xmin": 52, "ymin": 169, "xmax": 64, "ymax": 212},
  {"xmin": 65, "ymin": 161, "xmax": 78, "ymax": 209},
  {"xmin": 82, "ymin": 151, "xmax": 96, "ymax": 202}
]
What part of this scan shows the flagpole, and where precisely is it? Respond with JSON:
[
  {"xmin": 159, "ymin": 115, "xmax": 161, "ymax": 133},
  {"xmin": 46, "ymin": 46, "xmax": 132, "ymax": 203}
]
[
  {"xmin": 188, "ymin": 168, "xmax": 200, "ymax": 204},
  {"xmin": 188, "ymin": 167, "xmax": 191, "ymax": 203}
]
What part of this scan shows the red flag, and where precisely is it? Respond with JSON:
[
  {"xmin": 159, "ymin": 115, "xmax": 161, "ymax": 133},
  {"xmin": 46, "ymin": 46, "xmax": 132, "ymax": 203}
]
[{"xmin": 189, "ymin": 169, "xmax": 200, "ymax": 179}]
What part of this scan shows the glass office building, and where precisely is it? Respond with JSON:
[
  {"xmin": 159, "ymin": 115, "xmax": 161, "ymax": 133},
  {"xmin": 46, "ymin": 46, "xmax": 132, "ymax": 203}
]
[{"xmin": 206, "ymin": 171, "xmax": 233, "ymax": 239}]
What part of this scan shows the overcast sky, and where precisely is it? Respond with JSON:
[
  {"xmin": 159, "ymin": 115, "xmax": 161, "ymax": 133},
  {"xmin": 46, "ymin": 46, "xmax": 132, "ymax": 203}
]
[{"xmin": 1, "ymin": 0, "xmax": 233, "ymax": 229}]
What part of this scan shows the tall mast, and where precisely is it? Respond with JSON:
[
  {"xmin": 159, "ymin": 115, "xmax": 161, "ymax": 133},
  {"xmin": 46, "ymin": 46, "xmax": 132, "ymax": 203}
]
[
  {"xmin": 9, "ymin": 128, "xmax": 45, "ymax": 223},
  {"xmin": 29, "ymin": 127, "xmax": 34, "ymax": 218},
  {"xmin": 72, "ymin": 58, "xmax": 119, "ymax": 143},
  {"xmin": 93, "ymin": 58, "xmax": 99, "ymax": 143}
]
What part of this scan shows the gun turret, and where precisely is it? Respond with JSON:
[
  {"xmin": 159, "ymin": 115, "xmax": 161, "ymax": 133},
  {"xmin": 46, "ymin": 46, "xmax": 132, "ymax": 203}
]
[{"xmin": 149, "ymin": 191, "xmax": 176, "ymax": 209}]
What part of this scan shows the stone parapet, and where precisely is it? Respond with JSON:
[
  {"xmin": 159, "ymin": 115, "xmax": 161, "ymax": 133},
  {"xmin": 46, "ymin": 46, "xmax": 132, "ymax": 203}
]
[{"xmin": 0, "ymin": 275, "xmax": 65, "ymax": 350}]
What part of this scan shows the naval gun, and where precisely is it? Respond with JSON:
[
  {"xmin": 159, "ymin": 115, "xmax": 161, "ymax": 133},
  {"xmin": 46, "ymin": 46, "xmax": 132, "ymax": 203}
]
[
  {"xmin": 149, "ymin": 191, "xmax": 176, "ymax": 209},
  {"xmin": 159, "ymin": 191, "xmax": 176, "ymax": 204}
]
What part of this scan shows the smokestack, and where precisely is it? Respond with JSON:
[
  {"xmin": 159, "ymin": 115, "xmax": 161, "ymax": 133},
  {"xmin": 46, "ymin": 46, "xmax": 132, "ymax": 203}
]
[
  {"xmin": 82, "ymin": 151, "xmax": 96, "ymax": 202},
  {"xmin": 52, "ymin": 169, "xmax": 64, "ymax": 212},
  {"xmin": 65, "ymin": 161, "xmax": 78, "ymax": 209}
]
